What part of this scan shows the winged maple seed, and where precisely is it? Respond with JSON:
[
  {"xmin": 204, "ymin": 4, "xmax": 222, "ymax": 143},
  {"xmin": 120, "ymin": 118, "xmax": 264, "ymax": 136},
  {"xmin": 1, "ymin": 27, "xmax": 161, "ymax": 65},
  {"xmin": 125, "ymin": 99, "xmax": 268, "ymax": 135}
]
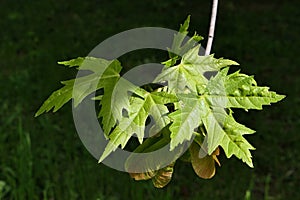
[
  {"xmin": 130, "ymin": 162, "xmax": 175, "ymax": 188},
  {"xmin": 190, "ymin": 142, "xmax": 221, "ymax": 179},
  {"xmin": 35, "ymin": 16, "xmax": 285, "ymax": 188}
]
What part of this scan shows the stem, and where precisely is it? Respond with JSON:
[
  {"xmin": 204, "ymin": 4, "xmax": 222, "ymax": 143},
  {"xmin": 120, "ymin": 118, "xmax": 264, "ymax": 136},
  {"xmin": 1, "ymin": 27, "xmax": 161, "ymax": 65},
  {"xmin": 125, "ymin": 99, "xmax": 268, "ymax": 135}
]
[{"xmin": 205, "ymin": 0, "xmax": 219, "ymax": 55}]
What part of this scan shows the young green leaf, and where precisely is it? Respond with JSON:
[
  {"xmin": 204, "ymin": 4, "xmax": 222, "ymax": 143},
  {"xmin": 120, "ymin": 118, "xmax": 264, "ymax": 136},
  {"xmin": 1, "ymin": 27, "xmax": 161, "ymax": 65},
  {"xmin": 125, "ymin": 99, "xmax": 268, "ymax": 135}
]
[
  {"xmin": 168, "ymin": 93, "xmax": 203, "ymax": 150},
  {"xmin": 206, "ymin": 69, "xmax": 285, "ymax": 110},
  {"xmin": 97, "ymin": 61, "xmax": 122, "ymax": 135},
  {"xmin": 35, "ymin": 16, "xmax": 286, "ymax": 187},
  {"xmin": 99, "ymin": 91, "xmax": 177, "ymax": 162},
  {"xmin": 155, "ymin": 45, "xmax": 238, "ymax": 93},
  {"xmin": 35, "ymin": 58, "xmax": 121, "ymax": 117},
  {"xmin": 164, "ymin": 15, "xmax": 203, "ymax": 68},
  {"xmin": 199, "ymin": 105, "xmax": 255, "ymax": 167}
]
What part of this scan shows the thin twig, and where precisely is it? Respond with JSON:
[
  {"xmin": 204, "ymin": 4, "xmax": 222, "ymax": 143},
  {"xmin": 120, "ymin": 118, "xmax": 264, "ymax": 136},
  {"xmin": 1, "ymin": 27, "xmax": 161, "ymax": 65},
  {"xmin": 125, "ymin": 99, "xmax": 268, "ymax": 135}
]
[{"xmin": 205, "ymin": 0, "xmax": 219, "ymax": 55}]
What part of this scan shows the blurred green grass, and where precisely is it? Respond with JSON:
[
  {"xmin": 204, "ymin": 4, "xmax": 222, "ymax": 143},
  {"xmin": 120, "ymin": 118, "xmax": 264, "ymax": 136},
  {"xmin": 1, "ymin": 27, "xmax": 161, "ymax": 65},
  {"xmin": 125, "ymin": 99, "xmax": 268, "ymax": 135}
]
[{"xmin": 0, "ymin": 0, "xmax": 299, "ymax": 199}]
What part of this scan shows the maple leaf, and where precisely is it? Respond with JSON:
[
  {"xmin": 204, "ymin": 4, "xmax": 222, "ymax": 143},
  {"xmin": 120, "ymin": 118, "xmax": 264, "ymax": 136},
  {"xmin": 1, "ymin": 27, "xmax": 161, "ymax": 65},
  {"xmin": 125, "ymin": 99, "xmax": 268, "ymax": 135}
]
[
  {"xmin": 154, "ymin": 45, "xmax": 238, "ymax": 93},
  {"xmin": 36, "ymin": 15, "xmax": 286, "ymax": 188},
  {"xmin": 99, "ymin": 90, "xmax": 177, "ymax": 162},
  {"xmin": 35, "ymin": 57, "xmax": 121, "ymax": 117}
]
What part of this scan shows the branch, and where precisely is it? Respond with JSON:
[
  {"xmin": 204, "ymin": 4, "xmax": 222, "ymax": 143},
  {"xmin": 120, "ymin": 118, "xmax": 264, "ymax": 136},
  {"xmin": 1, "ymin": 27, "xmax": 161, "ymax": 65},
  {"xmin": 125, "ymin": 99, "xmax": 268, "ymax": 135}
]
[{"xmin": 205, "ymin": 0, "xmax": 219, "ymax": 56}]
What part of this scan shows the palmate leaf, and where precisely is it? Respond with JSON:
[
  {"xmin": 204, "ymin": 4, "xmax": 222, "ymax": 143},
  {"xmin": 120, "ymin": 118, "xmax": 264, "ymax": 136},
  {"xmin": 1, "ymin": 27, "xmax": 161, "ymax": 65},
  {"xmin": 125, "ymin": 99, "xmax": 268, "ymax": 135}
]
[
  {"xmin": 99, "ymin": 90, "xmax": 178, "ymax": 162},
  {"xmin": 35, "ymin": 16, "xmax": 286, "ymax": 188},
  {"xmin": 206, "ymin": 68, "xmax": 286, "ymax": 110},
  {"xmin": 199, "ymin": 104, "xmax": 256, "ymax": 167},
  {"xmin": 165, "ymin": 66, "xmax": 284, "ymax": 167},
  {"xmin": 154, "ymin": 45, "xmax": 238, "ymax": 93},
  {"xmin": 168, "ymin": 90, "xmax": 257, "ymax": 167},
  {"xmin": 35, "ymin": 57, "xmax": 121, "ymax": 117}
]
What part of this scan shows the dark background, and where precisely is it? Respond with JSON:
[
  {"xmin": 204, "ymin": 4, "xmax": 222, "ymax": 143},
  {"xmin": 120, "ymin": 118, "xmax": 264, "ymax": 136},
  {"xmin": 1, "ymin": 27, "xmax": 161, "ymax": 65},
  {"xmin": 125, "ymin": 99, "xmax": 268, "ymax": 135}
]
[{"xmin": 0, "ymin": 0, "xmax": 299, "ymax": 199}]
